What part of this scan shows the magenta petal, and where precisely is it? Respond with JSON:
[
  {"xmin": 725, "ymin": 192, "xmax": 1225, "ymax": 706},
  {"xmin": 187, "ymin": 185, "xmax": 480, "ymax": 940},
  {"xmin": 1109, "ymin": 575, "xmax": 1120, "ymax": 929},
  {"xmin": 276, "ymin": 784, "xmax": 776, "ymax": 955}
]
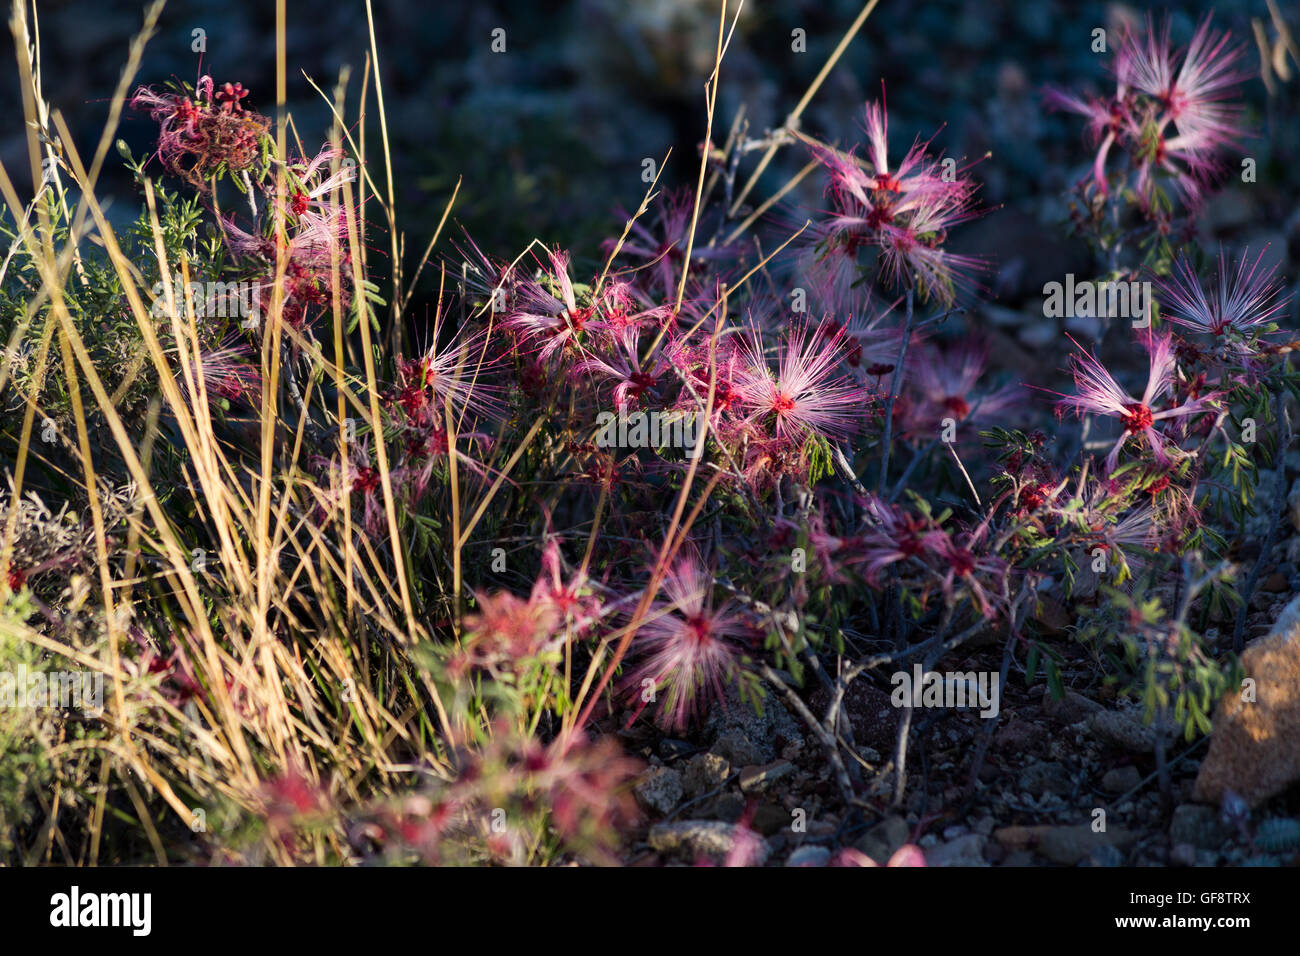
[{"xmin": 887, "ymin": 844, "xmax": 928, "ymax": 867}]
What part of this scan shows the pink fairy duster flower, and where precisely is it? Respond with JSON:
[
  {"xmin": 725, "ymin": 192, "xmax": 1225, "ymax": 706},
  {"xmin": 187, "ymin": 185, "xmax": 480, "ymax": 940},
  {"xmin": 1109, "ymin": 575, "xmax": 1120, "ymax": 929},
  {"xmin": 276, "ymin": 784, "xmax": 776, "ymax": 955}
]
[
  {"xmin": 1047, "ymin": 473, "xmax": 1124, "ymax": 530},
  {"xmin": 1092, "ymin": 503, "xmax": 1161, "ymax": 578},
  {"xmin": 307, "ymin": 440, "xmax": 389, "ymax": 539},
  {"xmin": 460, "ymin": 589, "xmax": 563, "ymax": 678},
  {"xmin": 455, "ymin": 233, "xmax": 519, "ymax": 316},
  {"xmin": 531, "ymin": 539, "xmax": 603, "ymax": 631},
  {"xmin": 542, "ymin": 733, "xmax": 641, "ymax": 856},
  {"xmin": 735, "ymin": 318, "xmax": 869, "ymax": 443},
  {"xmin": 1042, "ymin": 84, "xmax": 1127, "ymax": 202},
  {"xmin": 218, "ymin": 215, "xmax": 274, "ymax": 261},
  {"xmin": 392, "ymin": 324, "xmax": 506, "ymax": 425},
  {"xmin": 384, "ymin": 324, "xmax": 500, "ymax": 504},
  {"xmin": 804, "ymin": 97, "xmax": 985, "ymax": 305},
  {"xmin": 570, "ymin": 320, "xmax": 674, "ymax": 412},
  {"xmin": 586, "ymin": 282, "xmax": 672, "ymax": 345},
  {"xmin": 260, "ymin": 769, "xmax": 331, "ymax": 838},
  {"xmin": 283, "ymin": 146, "xmax": 358, "ymax": 221},
  {"xmin": 1056, "ymin": 333, "xmax": 1221, "ymax": 473},
  {"xmin": 126, "ymin": 628, "xmax": 205, "ymax": 709},
  {"xmin": 191, "ymin": 336, "xmax": 261, "ymax": 405},
  {"xmin": 667, "ymin": 330, "xmax": 747, "ymax": 426},
  {"xmin": 1147, "ymin": 477, "xmax": 1200, "ymax": 553},
  {"xmin": 724, "ymin": 427, "xmax": 825, "ymax": 491},
  {"xmin": 903, "ymin": 338, "xmax": 1022, "ymax": 437},
  {"xmin": 1156, "ymin": 248, "xmax": 1291, "ymax": 347},
  {"xmin": 1046, "ymin": 15, "xmax": 1249, "ymax": 208},
  {"xmin": 392, "ymin": 425, "xmax": 493, "ymax": 509},
  {"xmin": 937, "ymin": 524, "xmax": 1009, "ymax": 619},
  {"xmin": 820, "ymin": 101, "xmax": 969, "ymax": 219},
  {"xmin": 217, "ymin": 149, "xmax": 359, "ymax": 332},
  {"xmin": 129, "ymin": 627, "xmax": 251, "ymax": 718},
  {"xmin": 875, "ymin": 187, "xmax": 984, "ymax": 304},
  {"xmin": 587, "ymin": 281, "xmax": 637, "ymax": 336},
  {"xmin": 1119, "ymin": 15, "xmax": 1248, "ymax": 154},
  {"xmin": 285, "ymin": 200, "xmax": 353, "ymax": 270},
  {"xmin": 1042, "ymin": 85, "xmax": 1124, "ymax": 146},
  {"xmin": 825, "ymin": 318, "xmax": 899, "ymax": 384},
  {"xmin": 801, "ymin": 256, "xmax": 903, "ymax": 377},
  {"xmin": 1051, "ymin": 477, "xmax": 1165, "ymax": 581},
  {"xmin": 129, "ymin": 77, "xmax": 270, "ymax": 190},
  {"xmin": 623, "ymin": 550, "xmax": 751, "ymax": 731},
  {"xmin": 855, "ymin": 494, "xmax": 949, "ymax": 585},
  {"xmin": 799, "ymin": 508, "xmax": 858, "ymax": 583},
  {"xmin": 504, "ymin": 249, "xmax": 593, "ymax": 363},
  {"xmin": 220, "ymin": 198, "xmax": 358, "ymax": 330},
  {"xmin": 607, "ymin": 187, "xmax": 740, "ymax": 300}
]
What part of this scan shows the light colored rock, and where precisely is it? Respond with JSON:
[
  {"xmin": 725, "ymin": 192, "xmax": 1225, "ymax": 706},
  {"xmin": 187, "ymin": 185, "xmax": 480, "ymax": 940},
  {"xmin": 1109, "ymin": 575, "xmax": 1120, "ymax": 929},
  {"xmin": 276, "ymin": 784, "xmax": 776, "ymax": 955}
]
[
  {"xmin": 1195, "ymin": 595, "xmax": 1300, "ymax": 808},
  {"xmin": 1043, "ymin": 688, "xmax": 1103, "ymax": 724},
  {"xmin": 1018, "ymin": 761, "xmax": 1073, "ymax": 796},
  {"xmin": 1087, "ymin": 709, "xmax": 1157, "ymax": 753},
  {"xmin": 709, "ymin": 730, "xmax": 762, "ymax": 768},
  {"xmin": 681, "ymin": 753, "xmax": 730, "ymax": 799},
  {"xmin": 704, "ymin": 682, "xmax": 801, "ymax": 763},
  {"xmin": 1269, "ymin": 591, "xmax": 1300, "ymax": 639},
  {"xmin": 1288, "ymin": 477, "xmax": 1300, "ymax": 532},
  {"xmin": 980, "ymin": 303, "xmax": 1028, "ymax": 329},
  {"xmin": 1017, "ymin": 319, "xmax": 1057, "ymax": 350},
  {"xmin": 648, "ymin": 820, "xmax": 770, "ymax": 864},
  {"xmin": 1086, "ymin": 844, "xmax": 1124, "ymax": 867},
  {"xmin": 1199, "ymin": 190, "xmax": 1258, "ymax": 235},
  {"xmin": 1064, "ymin": 312, "xmax": 1103, "ymax": 340},
  {"xmin": 634, "ymin": 766, "xmax": 683, "ymax": 815},
  {"xmin": 707, "ymin": 681, "xmax": 795, "ymax": 764},
  {"xmin": 1169, "ymin": 843, "xmax": 1197, "ymax": 867}
]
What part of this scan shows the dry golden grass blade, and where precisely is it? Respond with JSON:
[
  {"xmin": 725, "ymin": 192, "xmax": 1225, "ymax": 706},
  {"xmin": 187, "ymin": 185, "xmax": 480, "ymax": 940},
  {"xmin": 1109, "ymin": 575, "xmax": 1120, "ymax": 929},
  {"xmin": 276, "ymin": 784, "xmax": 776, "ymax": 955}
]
[
  {"xmin": 445, "ymin": 391, "xmax": 463, "ymax": 628},
  {"xmin": 595, "ymin": 147, "xmax": 672, "ymax": 298},
  {"xmin": 145, "ymin": 208, "xmax": 257, "ymax": 599},
  {"xmin": 364, "ymin": 0, "xmax": 402, "ymax": 330},
  {"xmin": 568, "ymin": 0, "xmax": 739, "ymax": 731},
  {"xmin": 674, "ymin": 0, "xmax": 742, "ymax": 316},
  {"xmin": 6, "ymin": 129, "xmax": 259, "ymax": 781},
  {"xmin": 53, "ymin": 321, "xmax": 127, "ymax": 756},
  {"xmin": 722, "ymin": 157, "xmax": 818, "ymax": 245},
  {"xmin": 456, "ymin": 417, "xmax": 545, "ymax": 549},
  {"xmin": 0, "ymin": 306, "xmax": 55, "ymax": 589},
  {"xmin": 398, "ymin": 176, "xmax": 461, "ymax": 316},
  {"xmin": 728, "ymin": 0, "xmax": 882, "ymax": 217}
]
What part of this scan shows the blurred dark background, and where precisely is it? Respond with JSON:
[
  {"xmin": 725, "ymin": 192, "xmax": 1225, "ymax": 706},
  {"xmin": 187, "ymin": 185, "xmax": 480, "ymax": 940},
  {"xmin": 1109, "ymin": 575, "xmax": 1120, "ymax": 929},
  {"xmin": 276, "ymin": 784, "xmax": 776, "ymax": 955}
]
[{"xmin": 4, "ymin": 0, "xmax": 1299, "ymax": 317}]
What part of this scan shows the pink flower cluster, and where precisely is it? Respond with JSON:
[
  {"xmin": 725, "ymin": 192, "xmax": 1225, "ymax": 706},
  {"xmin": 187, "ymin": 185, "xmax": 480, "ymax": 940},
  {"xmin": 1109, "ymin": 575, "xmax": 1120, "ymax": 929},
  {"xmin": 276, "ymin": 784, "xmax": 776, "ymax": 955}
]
[
  {"xmin": 804, "ymin": 97, "xmax": 985, "ymax": 305},
  {"xmin": 130, "ymin": 75, "xmax": 271, "ymax": 190},
  {"xmin": 1046, "ymin": 15, "xmax": 1249, "ymax": 211}
]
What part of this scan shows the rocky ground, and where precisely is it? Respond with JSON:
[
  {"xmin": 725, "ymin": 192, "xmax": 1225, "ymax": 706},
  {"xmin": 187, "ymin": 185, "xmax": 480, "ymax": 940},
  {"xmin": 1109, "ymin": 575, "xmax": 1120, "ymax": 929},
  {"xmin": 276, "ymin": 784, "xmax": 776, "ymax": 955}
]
[{"xmin": 609, "ymin": 515, "xmax": 1300, "ymax": 866}]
